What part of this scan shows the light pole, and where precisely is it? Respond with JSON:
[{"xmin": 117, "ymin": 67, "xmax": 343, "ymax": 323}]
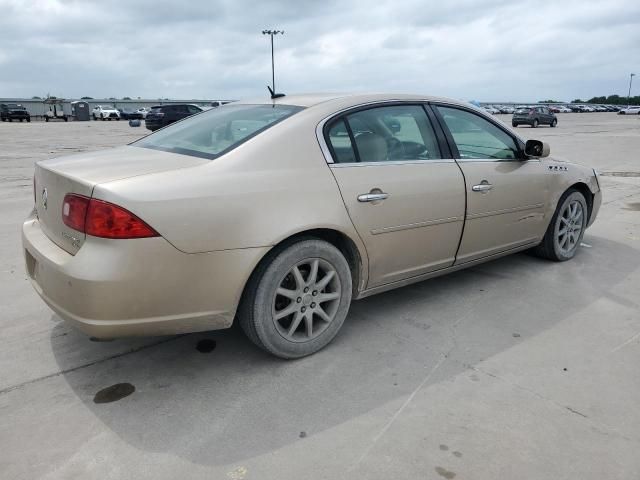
[
  {"xmin": 262, "ymin": 29, "xmax": 284, "ymax": 97},
  {"xmin": 628, "ymin": 73, "xmax": 636, "ymax": 107}
]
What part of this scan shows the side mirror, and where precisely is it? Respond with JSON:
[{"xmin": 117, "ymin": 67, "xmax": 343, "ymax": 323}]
[{"xmin": 525, "ymin": 139, "xmax": 550, "ymax": 158}]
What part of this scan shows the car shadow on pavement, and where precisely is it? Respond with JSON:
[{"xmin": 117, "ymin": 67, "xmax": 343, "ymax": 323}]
[{"xmin": 50, "ymin": 234, "xmax": 639, "ymax": 466}]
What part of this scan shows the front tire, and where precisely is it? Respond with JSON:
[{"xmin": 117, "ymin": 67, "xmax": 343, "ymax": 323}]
[
  {"xmin": 532, "ymin": 119, "xmax": 539, "ymax": 128},
  {"xmin": 533, "ymin": 189, "xmax": 588, "ymax": 261},
  {"xmin": 512, "ymin": 122, "xmax": 518, "ymax": 127},
  {"xmin": 239, "ymin": 239, "xmax": 353, "ymax": 359},
  {"xmin": 551, "ymin": 119, "xmax": 557, "ymax": 127}
]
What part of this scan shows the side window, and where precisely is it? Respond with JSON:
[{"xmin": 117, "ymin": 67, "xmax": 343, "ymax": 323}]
[
  {"xmin": 344, "ymin": 105, "xmax": 441, "ymax": 163},
  {"xmin": 327, "ymin": 119, "xmax": 357, "ymax": 163},
  {"xmin": 187, "ymin": 105, "xmax": 201, "ymax": 114},
  {"xmin": 436, "ymin": 106, "xmax": 519, "ymax": 160}
]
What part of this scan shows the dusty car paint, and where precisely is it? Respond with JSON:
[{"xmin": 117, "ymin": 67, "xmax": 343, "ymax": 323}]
[{"xmin": 23, "ymin": 93, "xmax": 601, "ymax": 339}]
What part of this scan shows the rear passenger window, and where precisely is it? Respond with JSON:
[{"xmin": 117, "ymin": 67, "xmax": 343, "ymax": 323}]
[
  {"xmin": 326, "ymin": 105, "xmax": 442, "ymax": 163},
  {"xmin": 327, "ymin": 119, "xmax": 357, "ymax": 163}
]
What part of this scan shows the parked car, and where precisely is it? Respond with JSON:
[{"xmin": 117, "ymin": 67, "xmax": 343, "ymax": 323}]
[
  {"xmin": 136, "ymin": 107, "xmax": 150, "ymax": 118},
  {"xmin": 144, "ymin": 104, "xmax": 203, "ymax": 131},
  {"xmin": 0, "ymin": 103, "xmax": 31, "ymax": 122},
  {"xmin": 557, "ymin": 106, "xmax": 572, "ymax": 113},
  {"xmin": 23, "ymin": 93, "xmax": 601, "ymax": 358},
  {"xmin": 45, "ymin": 104, "xmax": 68, "ymax": 122},
  {"xmin": 512, "ymin": 106, "xmax": 558, "ymax": 127},
  {"xmin": 618, "ymin": 106, "xmax": 640, "ymax": 115},
  {"xmin": 117, "ymin": 109, "xmax": 144, "ymax": 120},
  {"xmin": 483, "ymin": 106, "xmax": 499, "ymax": 114},
  {"xmin": 499, "ymin": 106, "xmax": 515, "ymax": 114},
  {"xmin": 92, "ymin": 105, "xmax": 120, "ymax": 121}
]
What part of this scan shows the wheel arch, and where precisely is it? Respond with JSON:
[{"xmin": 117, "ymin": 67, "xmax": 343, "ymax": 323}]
[
  {"xmin": 236, "ymin": 228, "xmax": 366, "ymax": 321},
  {"xmin": 567, "ymin": 182, "xmax": 594, "ymax": 222}
]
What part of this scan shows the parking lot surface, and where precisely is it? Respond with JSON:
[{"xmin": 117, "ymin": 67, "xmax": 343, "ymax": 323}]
[{"xmin": 1, "ymin": 113, "xmax": 639, "ymax": 479}]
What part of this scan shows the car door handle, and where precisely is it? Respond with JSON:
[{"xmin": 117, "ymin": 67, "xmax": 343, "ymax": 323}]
[
  {"xmin": 472, "ymin": 183, "xmax": 493, "ymax": 192},
  {"xmin": 358, "ymin": 192, "xmax": 389, "ymax": 202}
]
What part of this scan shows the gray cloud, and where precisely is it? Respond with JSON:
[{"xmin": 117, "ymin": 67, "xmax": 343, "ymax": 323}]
[{"xmin": 0, "ymin": 0, "xmax": 638, "ymax": 101}]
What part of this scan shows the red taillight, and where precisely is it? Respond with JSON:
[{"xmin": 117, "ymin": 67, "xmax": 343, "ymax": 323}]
[
  {"xmin": 62, "ymin": 194, "xmax": 158, "ymax": 239},
  {"xmin": 62, "ymin": 194, "xmax": 89, "ymax": 231}
]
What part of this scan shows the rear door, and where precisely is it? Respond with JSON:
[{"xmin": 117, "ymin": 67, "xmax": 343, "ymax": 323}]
[
  {"xmin": 325, "ymin": 103, "xmax": 466, "ymax": 288},
  {"xmin": 433, "ymin": 104, "xmax": 549, "ymax": 264}
]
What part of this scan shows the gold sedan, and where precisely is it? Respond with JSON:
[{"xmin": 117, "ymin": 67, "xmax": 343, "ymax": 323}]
[{"xmin": 23, "ymin": 94, "xmax": 601, "ymax": 358}]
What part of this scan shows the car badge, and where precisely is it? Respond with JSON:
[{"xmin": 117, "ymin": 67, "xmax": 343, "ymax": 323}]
[{"xmin": 42, "ymin": 188, "xmax": 48, "ymax": 210}]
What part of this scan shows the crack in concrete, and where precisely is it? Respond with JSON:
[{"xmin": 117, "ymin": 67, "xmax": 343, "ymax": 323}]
[{"xmin": 471, "ymin": 366, "xmax": 638, "ymax": 443}]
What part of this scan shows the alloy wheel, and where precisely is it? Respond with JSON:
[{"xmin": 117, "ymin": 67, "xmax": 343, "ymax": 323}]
[
  {"xmin": 556, "ymin": 200, "xmax": 583, "ymax": 255},
  {"xmin": 271, "ymin": 258, "xmax": 341, "ymax": 342}
]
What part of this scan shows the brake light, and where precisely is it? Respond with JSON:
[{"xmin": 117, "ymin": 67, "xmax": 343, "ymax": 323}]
[
  {"xmin": 62, "ymin": 194, "xmax": 89, "ymax": 231},
  {"xmin": 62, "ymin": 194, "xmax": 158, "ymax": 239}
]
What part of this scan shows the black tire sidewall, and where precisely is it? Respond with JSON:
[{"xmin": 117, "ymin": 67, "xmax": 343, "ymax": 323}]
[{"xmin": 250, "ymin": 240, "xmax": 352, "ymax": 358}]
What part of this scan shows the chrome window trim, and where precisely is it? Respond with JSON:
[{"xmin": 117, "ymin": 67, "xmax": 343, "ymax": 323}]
[
  {"xmin": 454, "ymin": 158, "xmax": 541, "ymax": 163},
  {"xmin": 329, "ymin": 159, "xmax": 455, "ymax": 168},
  {"xmin": 315, "ymin": 100, "xmax": 447, "ymax": 165}
]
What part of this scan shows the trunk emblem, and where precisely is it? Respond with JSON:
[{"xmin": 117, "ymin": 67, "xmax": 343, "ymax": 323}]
[{"xmin": 42, "ymin": 188, "xmax": 48, "ymax": 210}]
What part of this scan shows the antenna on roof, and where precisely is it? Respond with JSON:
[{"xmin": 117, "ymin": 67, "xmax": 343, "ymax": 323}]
[
  {"xmin": 267, "ymin": 85, "xmax": 285, "ymax": 99},
  {"xmin": 262, "ymin": 29, "xmax": 286, "ymax": 100}
]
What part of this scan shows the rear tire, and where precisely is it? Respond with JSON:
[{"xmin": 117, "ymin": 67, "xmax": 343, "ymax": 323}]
[
  {"xmin": 533, "ymin": 189, "xmax": 588, "ymax": 261},
  {"xmin": 26, "ymin": 118, "xmax": 31, "ymax": 123},
  {"xmin": 238, "ymin": 239, "xmax": 353, "ymax": 359},
  {"xmin": 532, "ymin": 119, "xmax": 539, "ymax": 128},
  {"xmin": 551, "ymin": 119, "xmax": 557, "ymax": 127},
  {"xmin": 512, "ymin": 122, "xmax": 518, "ymax": 127}
]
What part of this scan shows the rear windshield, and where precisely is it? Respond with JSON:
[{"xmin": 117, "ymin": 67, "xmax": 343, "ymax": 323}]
[
  {"xmin": 134, "ymin": 104, "xmax": 304, "ymax": 159},
  {"xmin": 515, "ymin": 108, "xmax": 531, "ymax": 113}
]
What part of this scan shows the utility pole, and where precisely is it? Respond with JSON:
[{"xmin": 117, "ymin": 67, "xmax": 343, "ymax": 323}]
[
  {"xmin": 262, "ymin": 29, "xmax": 284, "ymax": 96},
  {"xmin": 628, "ymin": 73, "xmax": 635, "ymax": 107}
]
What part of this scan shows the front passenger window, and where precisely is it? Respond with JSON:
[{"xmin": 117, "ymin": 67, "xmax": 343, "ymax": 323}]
[{"xmin": 437, "ymin": 106, "xmax": 519, "ymax": 160}]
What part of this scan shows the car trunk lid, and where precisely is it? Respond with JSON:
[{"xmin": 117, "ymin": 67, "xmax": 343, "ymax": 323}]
[{"xmin": 34, "ymin": 145, "xmax": 207, "ymax": 254}]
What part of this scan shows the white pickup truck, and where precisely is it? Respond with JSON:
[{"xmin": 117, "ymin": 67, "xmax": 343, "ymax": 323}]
[{"xmin": 92, "ymin": 105, "xmax": 120, "ymax": 121}]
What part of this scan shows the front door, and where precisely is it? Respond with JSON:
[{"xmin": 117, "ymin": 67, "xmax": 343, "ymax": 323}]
[
  {"xmin": 434, "ymin": 105, "xmax": 549, "ymax": 264},
  {"xmin": 325, "ymin": 104, "xmax": 466, "ymax": 288}
]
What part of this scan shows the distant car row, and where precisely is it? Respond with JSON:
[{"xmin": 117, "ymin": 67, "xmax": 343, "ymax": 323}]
[
  {"xmin": 482, "ymin": 104, "xmax": 637, "ymax": 114},
  {"xmin": 90, "ymin": 103, "xmax": 211, "ymax": 130},
  {"xmin": 0, "ymin": 103, "xmax": 212, "ymax": 126}
]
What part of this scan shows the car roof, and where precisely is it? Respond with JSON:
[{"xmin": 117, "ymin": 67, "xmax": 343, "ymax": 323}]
[{"xmin": 233, "ymin": 92, "xmax": 474, "ymax": 110}]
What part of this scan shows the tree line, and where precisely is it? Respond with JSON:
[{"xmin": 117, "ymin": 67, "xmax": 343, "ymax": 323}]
[{"xmin": 571, "ymin": 94, "xmax": 640, "ymax": 105}]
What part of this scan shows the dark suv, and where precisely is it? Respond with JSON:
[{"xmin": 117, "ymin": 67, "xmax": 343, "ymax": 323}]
[
  {"xmin": 145, "ymin": 104, "xmax": 203, "ymax": 131},
  {"xmin": 1, "ymin": 103, "xmax": 31, "ymax": 122},
  {"xmin": 512, "ymin": 106, "xmax": 557, "ymax": 128}
]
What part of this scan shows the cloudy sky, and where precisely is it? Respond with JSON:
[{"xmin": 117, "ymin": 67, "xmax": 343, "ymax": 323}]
[{"xmin": 0, "ymin": 0, "xmax": 638, "ymax": 102}]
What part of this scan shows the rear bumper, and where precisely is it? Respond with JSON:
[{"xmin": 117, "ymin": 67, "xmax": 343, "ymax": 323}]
[
  {"xmin": 22, "ymin": 213, "xmax": 268, "ymax": 338},
  {"xmin": 145, "ymin": 119, "xmax": 163, "ymax": 130}
]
